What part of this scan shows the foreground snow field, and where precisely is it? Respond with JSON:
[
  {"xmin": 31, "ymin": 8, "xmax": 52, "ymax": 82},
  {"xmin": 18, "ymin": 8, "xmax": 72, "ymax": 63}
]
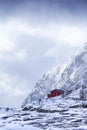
[
  {"xmin": 0, "ymin": 108, "xmax": 41, "ymax": 130},
  {"xmin": 1, "ymin": 106, "xmax": 87, "ymax": 130},
  {"xmin": 0, "ymin": 124, "xmax": 41, "ymax": 130}
]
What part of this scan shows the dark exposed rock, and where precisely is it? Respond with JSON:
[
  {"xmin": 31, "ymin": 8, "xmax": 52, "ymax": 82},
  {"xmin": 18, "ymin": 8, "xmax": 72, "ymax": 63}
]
[{"xmin": 22, "ymin": 106, "xmax": 33, "ymax": 111}]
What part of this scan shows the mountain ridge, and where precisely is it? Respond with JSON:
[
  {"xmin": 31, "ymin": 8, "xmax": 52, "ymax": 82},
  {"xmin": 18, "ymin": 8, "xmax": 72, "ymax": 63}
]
[{"xmin": 22, "ymin": 43, "xmax": 87, "ymax": 108}]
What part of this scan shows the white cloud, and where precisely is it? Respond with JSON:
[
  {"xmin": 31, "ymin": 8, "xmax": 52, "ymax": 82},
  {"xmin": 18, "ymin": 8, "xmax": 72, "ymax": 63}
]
[
  {"xmin": 0, "ymin": 73, "xmax": 26, "ymax": 96},
  {"xmin": 15, "ymin": 49, "xmax": 27, "ymax": 61},
  {"xmin": 0, "ymin": 33, "xmax": 15, "ymax": 52},
  {"xmin": 38, "ymin": 23, "xmax": 86, "ymax": 47},
  {"xmin": 0, "ymin": 72, "xmax": 30, "ymax": 107},
  {"xmin": 0, "ymin": 19, "xmax": 86, "ymax": 52},
  {"xmin": 0, "ymin": 24, "xmax": 15, "ymax": 52}
]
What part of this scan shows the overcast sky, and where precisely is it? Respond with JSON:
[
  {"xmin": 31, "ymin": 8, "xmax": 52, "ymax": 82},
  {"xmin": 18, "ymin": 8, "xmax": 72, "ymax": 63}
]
[{"xmin": 0, "ymin": 0, "xmax": 87, "ymax": 107}]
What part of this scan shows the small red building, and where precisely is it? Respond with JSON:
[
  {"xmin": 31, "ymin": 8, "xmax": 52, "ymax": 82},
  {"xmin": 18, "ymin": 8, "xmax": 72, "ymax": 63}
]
[{"xmin": 47, "ymin": 89, "xmax": 64, "ymax": 98}]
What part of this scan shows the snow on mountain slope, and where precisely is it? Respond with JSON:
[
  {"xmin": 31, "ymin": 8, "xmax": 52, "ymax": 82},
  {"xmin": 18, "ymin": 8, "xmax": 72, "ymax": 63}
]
[
  {"xmin": 22, "ymin": 66, "xmax": 60, "ymax": 107},
  {"xmin": 22, "ymin": 43, "xmax": 87, "ymax": 108}
]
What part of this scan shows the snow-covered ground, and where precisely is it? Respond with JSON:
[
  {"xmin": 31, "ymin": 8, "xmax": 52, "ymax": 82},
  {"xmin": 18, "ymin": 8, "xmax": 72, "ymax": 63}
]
[
  {"xmin": 0, "ymin": 81, "xmax": 87, "ymax": 130},
  {"xmin": 0, "ymin": 108, "xmax": 41, "ymax": 130},
  {"xmin": 0, "ymin": 124, "xmax": 41, "ymax": 130},
  {"xmin": 1, "ymin": 100, "xmax": 87, "ymax": 130}
]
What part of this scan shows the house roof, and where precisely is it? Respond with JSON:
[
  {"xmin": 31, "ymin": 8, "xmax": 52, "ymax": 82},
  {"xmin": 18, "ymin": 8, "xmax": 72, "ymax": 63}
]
[{"xmin": 51, "ymin": 89, "xmax": 64, "ymax": 92}]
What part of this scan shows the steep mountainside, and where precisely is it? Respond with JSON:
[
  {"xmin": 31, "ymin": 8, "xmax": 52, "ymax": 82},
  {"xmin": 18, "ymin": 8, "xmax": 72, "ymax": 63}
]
[{"xmin": 22, "ymin": 43, "xmax": 87, "ymax": 108}]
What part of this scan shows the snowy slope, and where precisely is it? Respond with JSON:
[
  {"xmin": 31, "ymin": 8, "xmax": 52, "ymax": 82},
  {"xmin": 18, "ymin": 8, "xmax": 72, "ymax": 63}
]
[
  {"xmin": 0, "ymin": 107, "xmax": 84, "ymax": 130},
  {"xmin": 0, "ymin": 108, "xmax": 42, "ymax": 130},
  {"xmin": 23, "ymin": 43, "xmax": 87, "ymax": 108}
]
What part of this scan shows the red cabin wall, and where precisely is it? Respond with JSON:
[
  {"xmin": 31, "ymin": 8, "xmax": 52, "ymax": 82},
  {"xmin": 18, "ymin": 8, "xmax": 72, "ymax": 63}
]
[{"xmin": 47, "ymin": 90, "xmax": 63, "ymax": 98}]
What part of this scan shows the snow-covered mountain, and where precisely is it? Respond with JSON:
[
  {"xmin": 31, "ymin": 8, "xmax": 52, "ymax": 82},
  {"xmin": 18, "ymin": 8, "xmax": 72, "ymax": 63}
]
[
  {"xmin": 1, "ymin": 43, "xmax": 87, "ymax": 130},
  {"xmin": 22, "ymin": 43, "xmax": 87, "ymax": 108}
]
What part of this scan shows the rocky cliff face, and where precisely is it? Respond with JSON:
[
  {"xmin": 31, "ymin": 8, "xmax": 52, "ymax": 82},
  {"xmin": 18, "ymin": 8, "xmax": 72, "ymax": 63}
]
[{"xmin": 22, "ymin": 43, "xmax": 87, "ymax": 108}]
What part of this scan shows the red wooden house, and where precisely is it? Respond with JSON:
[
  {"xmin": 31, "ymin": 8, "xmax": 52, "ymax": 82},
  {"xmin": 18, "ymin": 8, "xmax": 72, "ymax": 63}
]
[{"xmin": 47, "ymin": 89, "xmax": 64, "ymax": 98}]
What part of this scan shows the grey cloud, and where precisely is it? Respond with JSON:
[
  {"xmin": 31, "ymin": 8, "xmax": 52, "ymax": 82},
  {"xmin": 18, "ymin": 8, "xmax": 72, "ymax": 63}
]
[{"xmin": 0, "ymin": 0, "xmax": 87, "ymax": 24}]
